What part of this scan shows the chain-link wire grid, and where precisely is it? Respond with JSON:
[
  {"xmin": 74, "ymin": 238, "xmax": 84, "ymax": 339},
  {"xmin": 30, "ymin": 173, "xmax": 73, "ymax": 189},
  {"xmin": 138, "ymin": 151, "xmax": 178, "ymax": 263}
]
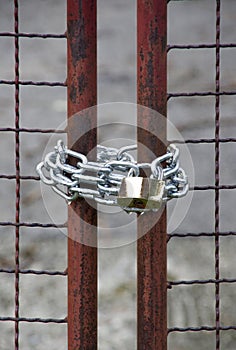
[{"xmin": 167, "ymin": 1, "xmax": 236, "ymax": 349}]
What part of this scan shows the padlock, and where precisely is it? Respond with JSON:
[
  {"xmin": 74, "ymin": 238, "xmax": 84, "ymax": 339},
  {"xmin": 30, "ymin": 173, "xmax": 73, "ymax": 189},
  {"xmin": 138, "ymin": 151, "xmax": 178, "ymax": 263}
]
[{"xmin": 117, "ymin": 177, "xmax": 165, "ymax": 211}]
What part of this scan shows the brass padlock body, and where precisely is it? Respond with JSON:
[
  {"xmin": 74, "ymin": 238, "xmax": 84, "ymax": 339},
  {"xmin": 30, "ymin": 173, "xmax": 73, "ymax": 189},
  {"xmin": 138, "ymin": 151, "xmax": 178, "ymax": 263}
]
[{"xmin": 117, "ymin": 177, "xmax": 165, "ymax": 210}]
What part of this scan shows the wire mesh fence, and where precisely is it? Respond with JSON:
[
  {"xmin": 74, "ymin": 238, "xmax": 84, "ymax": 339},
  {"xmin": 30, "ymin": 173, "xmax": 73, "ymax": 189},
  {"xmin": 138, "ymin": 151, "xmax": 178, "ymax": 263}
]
[
  {"xmin": 0, "ymin": 1, "xmax": 236, "ymax": 349},
  {"xmin": 0, "ymin": 1, "xmax": 67, "ymax": 349},
  {"xmin": 167, "ymin": 1, "xmax": 236, "ymax": 349}
]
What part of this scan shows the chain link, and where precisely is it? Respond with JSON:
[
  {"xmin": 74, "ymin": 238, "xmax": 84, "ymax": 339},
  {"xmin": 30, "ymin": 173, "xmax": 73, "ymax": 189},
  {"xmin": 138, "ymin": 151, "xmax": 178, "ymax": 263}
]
[{"xmin": 36, "ymin": 140, "xmax": 189, "ymax": 211}]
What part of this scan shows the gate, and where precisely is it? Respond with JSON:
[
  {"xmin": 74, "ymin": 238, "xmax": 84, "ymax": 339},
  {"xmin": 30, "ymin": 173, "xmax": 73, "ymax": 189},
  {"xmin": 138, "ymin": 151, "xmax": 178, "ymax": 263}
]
[{"xmin": 0, "ymin": 1, "xmax": 235, "ymax": 349}]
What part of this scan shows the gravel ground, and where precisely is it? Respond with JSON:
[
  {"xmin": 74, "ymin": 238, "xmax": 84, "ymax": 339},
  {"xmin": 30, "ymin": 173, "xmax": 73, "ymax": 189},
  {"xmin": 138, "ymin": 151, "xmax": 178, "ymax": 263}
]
[{"xmin": 0, "ymin": 1, "xmax": 236, "ymax": 349}]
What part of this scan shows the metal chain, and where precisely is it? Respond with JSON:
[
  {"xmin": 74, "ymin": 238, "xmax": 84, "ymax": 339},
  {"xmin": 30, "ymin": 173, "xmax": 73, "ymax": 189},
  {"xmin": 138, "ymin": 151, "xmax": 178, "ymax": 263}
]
[{"xmin": 36, "ymin": 140, "xmax": 189, "ymax": 211}]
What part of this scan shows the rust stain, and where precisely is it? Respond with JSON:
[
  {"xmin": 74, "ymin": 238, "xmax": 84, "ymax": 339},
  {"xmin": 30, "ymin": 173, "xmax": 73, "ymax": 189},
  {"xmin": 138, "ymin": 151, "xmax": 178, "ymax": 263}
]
[
  {"xmin": 68, "ymin": 19, "xmax": 87, "ymax": 67},
  {"xmin": 149, "ymin": 21, "xmax": 158, "ymax": 46},
  {"xmin": 78, "ymin": 72, "xmax": 88, "ymax": 95},
  {"xmin": 69, "ymin": 81, "xmax": 77, "ymax": 104}
]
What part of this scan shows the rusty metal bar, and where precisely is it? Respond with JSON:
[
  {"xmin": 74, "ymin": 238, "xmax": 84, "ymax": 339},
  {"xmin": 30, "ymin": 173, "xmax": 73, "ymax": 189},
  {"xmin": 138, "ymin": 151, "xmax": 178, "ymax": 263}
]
[
  {"xmin": 137, "ymin": 1, "xmax": 167, "ymax": 349},
  {"xmin": 67, "ymin": 1, "xmax": 97, "ymax": 349}
]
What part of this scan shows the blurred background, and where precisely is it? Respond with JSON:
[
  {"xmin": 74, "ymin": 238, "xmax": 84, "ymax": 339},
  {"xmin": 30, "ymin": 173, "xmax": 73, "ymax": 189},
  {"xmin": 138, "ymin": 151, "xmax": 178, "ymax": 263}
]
[{"xmin": 0, "ymin": 0, "xmax": 236, "ymax": 349}]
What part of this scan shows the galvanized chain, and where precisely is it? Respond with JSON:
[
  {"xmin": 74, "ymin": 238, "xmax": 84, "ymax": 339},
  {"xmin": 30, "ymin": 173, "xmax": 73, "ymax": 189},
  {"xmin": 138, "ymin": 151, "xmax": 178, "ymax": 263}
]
[{"xmin": 36, "ymin": 140, "xmax": 189, "ymax": 213}]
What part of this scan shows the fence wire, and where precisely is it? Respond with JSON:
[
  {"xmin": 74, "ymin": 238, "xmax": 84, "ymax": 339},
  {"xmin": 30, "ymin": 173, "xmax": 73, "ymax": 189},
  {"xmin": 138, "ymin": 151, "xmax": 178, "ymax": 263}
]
[{"xmin": 0, "ymin": 1, "xmax": 67, "ymax": 349}]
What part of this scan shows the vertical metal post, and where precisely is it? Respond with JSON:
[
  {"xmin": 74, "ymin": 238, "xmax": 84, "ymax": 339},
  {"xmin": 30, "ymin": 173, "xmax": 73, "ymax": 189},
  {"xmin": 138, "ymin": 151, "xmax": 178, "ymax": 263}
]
[
  {"xmin": 137, "ymin": 0, "xmax": 167, "ymax": 349},
  {"xmin": 67, "ymin": 1, "xmax": 97, "ymax": 349}
]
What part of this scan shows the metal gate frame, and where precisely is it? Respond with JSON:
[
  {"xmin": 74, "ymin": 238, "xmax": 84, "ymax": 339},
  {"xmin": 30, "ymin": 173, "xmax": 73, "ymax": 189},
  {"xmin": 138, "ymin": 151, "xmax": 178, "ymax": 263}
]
[
  {"xmin": 67, "ymin": 0, "xmax": 167, "ymax": 349},
  {"xmin": 67, "ymin": 1, "xmax": 236, "ymax": 349}
]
